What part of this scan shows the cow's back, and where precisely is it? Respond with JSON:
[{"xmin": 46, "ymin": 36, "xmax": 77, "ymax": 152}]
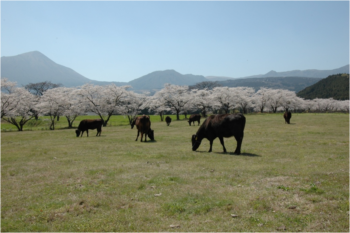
[
  {"xmin": 190, "ymin": 114, "xmax": 200, "ymax": 120},
  {"xmin": 205, "ymin": 113, "xmax": 245, "ymax": 137},
  {"xmin": 78, "ymin": 119, "xmax": 103, "ymax": 130},
  {"xmin": 136, "ymin": 115, "xmax": 151, "ymax": 132}
]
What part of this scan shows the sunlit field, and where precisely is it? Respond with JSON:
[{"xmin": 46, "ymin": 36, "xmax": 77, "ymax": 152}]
[{"xmin": 1, "ymin": 113, "xmax": 349, "ymax": 232}]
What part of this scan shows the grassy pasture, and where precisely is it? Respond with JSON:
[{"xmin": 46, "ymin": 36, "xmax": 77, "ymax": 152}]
[{"xmin": 1, "ymin": 113, "xmax": 349, "ymax": 232}]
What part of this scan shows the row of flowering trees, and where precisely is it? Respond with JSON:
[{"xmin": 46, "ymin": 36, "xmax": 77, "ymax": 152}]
[{"xmin": 1, "ymin": 78, "xmax": 349, "ymax": 131}]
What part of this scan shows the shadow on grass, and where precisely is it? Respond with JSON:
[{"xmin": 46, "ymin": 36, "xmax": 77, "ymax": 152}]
[
  {"xmin": 216, "ymin": 152, "xmax": 261, "ymax": 157},
  {"xmin": 144, "ymin": 140, "xmax": 157, "ymax": 143},
  {"xmin": 194, "ymin": 151, "xmax": 261, "ymax": 157}
]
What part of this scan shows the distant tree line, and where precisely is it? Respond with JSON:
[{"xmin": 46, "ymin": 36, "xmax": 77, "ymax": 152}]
[{"xmin": 1, "ymin": 78, "xmax": 349, "ymax": 131}]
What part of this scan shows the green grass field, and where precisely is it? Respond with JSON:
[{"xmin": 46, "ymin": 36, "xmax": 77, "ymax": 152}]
[{"xmin": 1, "ymin": 113, "xmax": 349, "ymax": 231}]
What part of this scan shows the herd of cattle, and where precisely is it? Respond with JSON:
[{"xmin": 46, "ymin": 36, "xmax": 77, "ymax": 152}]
[{"xmin": 75, "ymin": 109, "xmax": 292, "ymax": 155}]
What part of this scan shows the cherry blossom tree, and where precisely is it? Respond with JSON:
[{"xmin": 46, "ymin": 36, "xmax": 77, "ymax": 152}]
[
  {"xmin": 36, "ymin": 87, "xmax": 68, "ymax": 130},
  {"xmin": 143, "ymin": 94, "xmax": 170, "ymax": 121},
  {"xmin": 155, "ymin": 84, "xmax": 191, "ymax": 120},
  {"xmin": 252, "ymin": 88, "xmax": 271, "ymax": 113},
  {"xmin": 268, "ymin": 89, "xmax": 284, "ymax": 113},
  {"xmin": 233, "ymin": 87, "xmax": 255, "ymax": 114},
  {"xmin": 336, "ymin": 100, "xmax": 350, "ymax": 112},
  {"xmin": 58, "ymin": 87, "xmax": 86, "ymax": 128},
  {"xmin": 190, "ymin": 88, "xmax": 214, "ymax": 117},
  {"xmin": 78, "ymin": 84, "xmax": 130, "ymax": 126},
  {"xmin": 211, "ymin": 87, "xmax": 237, "ymax": 113},
  {"xmin": 122, "ymin": 91, "xmax": 148, "ymax": 125},
  {"xmin": 1, "ymin": 87, "xmax": 37, "ymax": 131},
  {"xmin": 311, "ymin": 98, "xmax": 332, "ymax": 112},
  {"xmin": 1, "ymin": 78, "xmax": 19, "ymax": 118}
]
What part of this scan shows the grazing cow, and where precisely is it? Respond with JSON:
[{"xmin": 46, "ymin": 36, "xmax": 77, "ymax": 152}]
[
  {"xmin": 284, "ymin": 108, "xmax": 292, "ymax": 124},
  {"xmin": 191, "ymin": 113, "xmax": 246, "ymax": 154},
  {"xmin": 75, "ymin": 119, "xmax": 104, "ymax": 137},
  {"xmin": 131, "ymin": 117, "xmax": 137, "ymax": 129},
  {"xmin": 165, "ymin": 116, "xmax": 172, "ymax": 126},
  {"xmin": 188, "ymin": 114, "xmax": 201, "ymax": 126},
  {"xmin": 133, "ymin": 115, "xmax": 154, "ymax": 142}
]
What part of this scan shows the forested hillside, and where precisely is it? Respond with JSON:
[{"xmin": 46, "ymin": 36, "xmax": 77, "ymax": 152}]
[{"xmin": 297, "ymin": 74, "xmax": 349, "ymax": 100}]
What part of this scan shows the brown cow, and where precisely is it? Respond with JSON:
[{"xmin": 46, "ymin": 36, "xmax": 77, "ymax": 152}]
[
  {"xmin": 191, "ymin": 113, "xmax": 246, "ymax": 154},
  {"xmin": 284, "ymin": 108, "xmax": 292, "ymax": 124},
  {"xmin": 188, "ymin": 114, "xmax": 201, "ymax": 126},
  {"xmin": 165, "ymin": 116, "xmax": 172, "ymax": 126},
  {"xmin": 133, "ymin": 115, "xmax": 154, "ymax": 142},
  {"xmin": 76, "ymin": 119, "xmax": 104, "ymax": 137}
]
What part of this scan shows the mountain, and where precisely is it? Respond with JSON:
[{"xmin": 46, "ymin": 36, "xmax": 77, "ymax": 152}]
[
  {"xmin": 128, "ymin": 70, "xmax": 207, "ymax": 91},
  {"xmin": 206, "ymin": 76, "xmax": 235, "ymax": 81},
  {"xmin": 217, "ymin": 76, "xmax": 323, "ymax": 92},
  {"xmin": 252, "ymin": 65, "xmax": 349, "ymax": 79},
  {"xmin": 207, "ymin": 65, "xmax": 350, "ymax": 81},
  {"xmin": 1, "ymin": 51, "xmax": 206, "ymax": 90},
  {"xmin": 297, "ymin": 74, "xmax": 349, "ymax": 100},
  {"xmin": 2, "ymin": 51, "xmax": 349, "ymax": 93},
  {"xmin": 1, "ymin": 51, "xmax": 127, "ymax": 87}
]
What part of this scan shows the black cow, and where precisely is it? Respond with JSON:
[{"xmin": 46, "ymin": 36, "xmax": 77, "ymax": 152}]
[
  {"xmin": 191, "ymin": 113, "xmax": 246, "ymax": 154},
  {"xmin": 188, "ymin": 114, "xmax": 201, "ymax": 126},
  {"xmin": 165, "ymin": 116, "xmax": 172, "ymax": 126},
  {"xmin": 284, "ymin": 108, "xmax": 292, "ymax": 124},
  {"xmin": 76, "ymin": 119, "xmax": 104, "ymax": 137},
  {"xmin": 133, "ymin": 115, "xmax": 154, "ymax": 142}
]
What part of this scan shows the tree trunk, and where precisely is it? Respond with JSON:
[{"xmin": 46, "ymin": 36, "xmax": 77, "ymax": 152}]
[
  {"xmin": 201, "ymin": 108, "xmax": 207, "ymax": 117},
  {"xmin": 50, "ymin": 120, "xmax": 55, "ymax": 130},
  {"xmin": 176, "ymin": 110, "xmax": 180, "ymax": 120}
]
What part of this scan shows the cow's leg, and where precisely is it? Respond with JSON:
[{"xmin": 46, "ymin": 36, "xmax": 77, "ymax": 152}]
[
  {"xmin": 81, "ymin": 131, "xmax": 84, "ymax": 137},
  {"xmin": 135, "ymin": 131, "xmax": 140, "ymax": 141},
  {"xmin": 144, "ymin": 132, "xmax": 148, "ymax": 142},
  {"xmin": 234, "ymin": 134, "xmax": 244, "ymax": 155},
  {"xmin": 140, "ymin": 132, "xmax": 144, "ymax": 142},
  {"xmin": 219, "ymin": 137, "xmax": 227, "ymax": 153},
  {"xmin": 208, "ymin": 140, "xmax": 213, "ymax": 152},
  {"xmin": 198, "ymin": 120, "xmax": 200, "ymax": 126}
]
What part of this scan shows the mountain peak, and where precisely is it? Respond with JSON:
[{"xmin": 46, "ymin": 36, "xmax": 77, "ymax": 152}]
[{"xmin": 266, "ymin": 70, "xmax": 277, "ymax": 75}]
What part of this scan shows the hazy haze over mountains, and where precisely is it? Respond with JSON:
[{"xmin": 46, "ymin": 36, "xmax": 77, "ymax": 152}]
[{"xmin": 1, "ymin": 51, "xmax": 349, "ymax": 92}]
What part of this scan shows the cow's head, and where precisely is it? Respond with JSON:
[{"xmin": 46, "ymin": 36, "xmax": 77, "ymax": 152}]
[
  {"xmin": 191, "ymin": 134, "xmax": 201, "ymax": 151},
  {"xmin": 75, "ymin": 130, "xmax": 81, "ymax": 137},
  {"xmin": 131, "ymin": 119, "xmax": 136, "ymax": 129},
  {"xmin": 148, "ymin": 129, "xmax": 154, "ymax": 141}
]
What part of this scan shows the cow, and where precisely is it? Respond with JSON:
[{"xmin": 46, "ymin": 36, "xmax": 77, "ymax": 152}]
[
  {"xmin": 75, "ymin": 119, "xmax": 104, "ymax": 137},
  {"xmin": 191, "ymin": 113, "xmax": 246, "ymax": 154},
  {"xmin": 284, "ymin": 108, "xmax": 292, "ymax": 124},
  {"xmin": 188, "ymin": 114, "xmax": 201, "ymax": 126},
  {"xmin": 165, "ymin": 116, "xmax": 172, "ymax": 126},
  {"xmin": 133, "ymin": 115, "xmax": 154, "ymax": 142},
  {"xmin": 131, "ymin": 117, "xmax": 137, "ymax": 129}
]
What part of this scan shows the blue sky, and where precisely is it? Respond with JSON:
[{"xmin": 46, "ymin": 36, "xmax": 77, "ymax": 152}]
[{"xmin": 1, "ymin": 1, "xmax": 349, "ymax": 82}]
